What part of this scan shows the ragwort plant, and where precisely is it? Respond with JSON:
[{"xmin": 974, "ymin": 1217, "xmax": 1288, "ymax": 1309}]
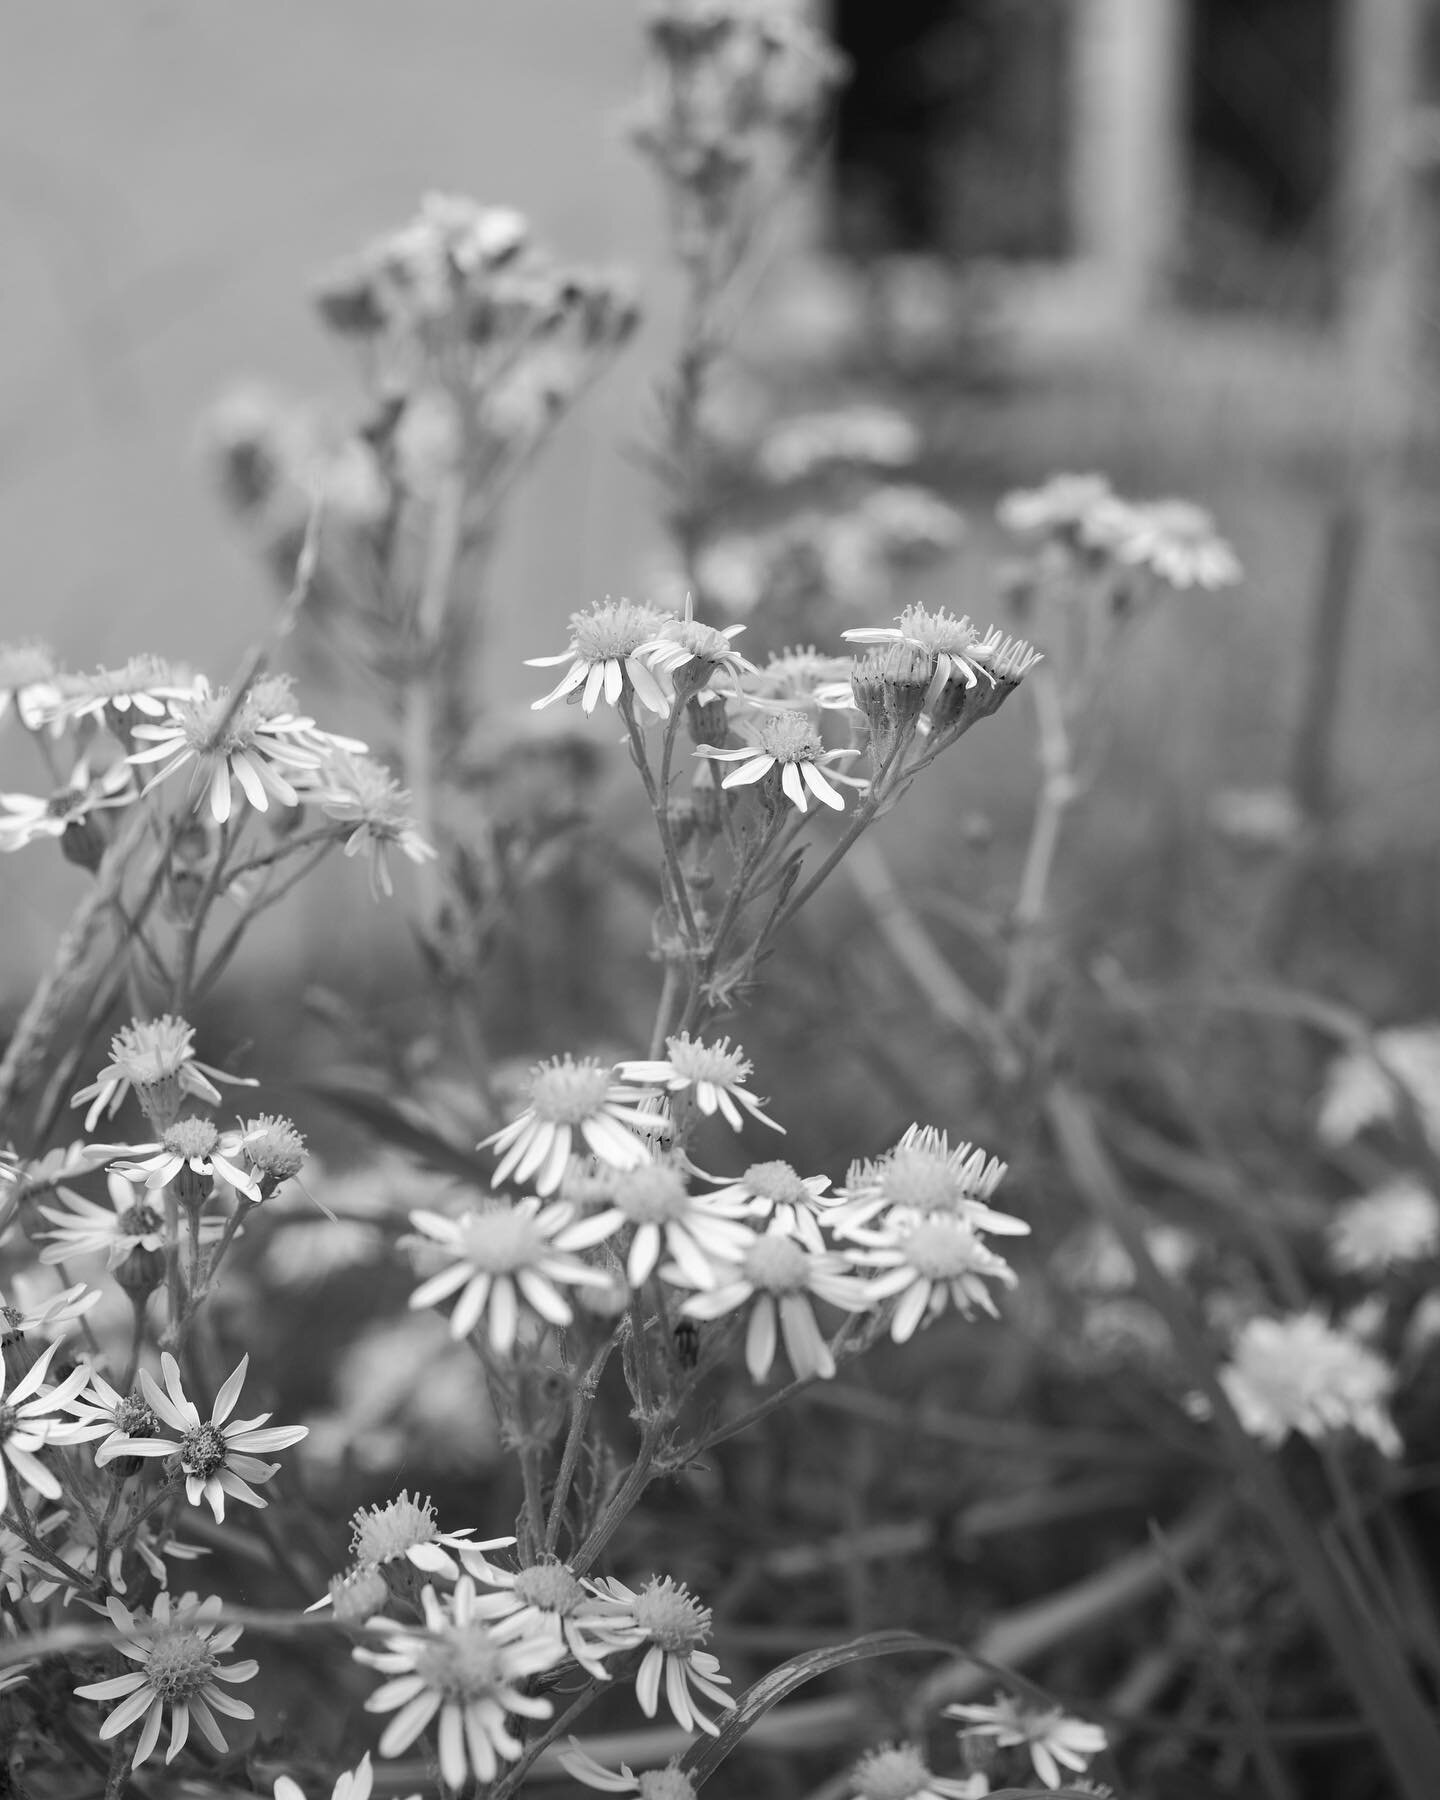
[{"xmin": 3, "ymin": 6, "xmax": 1439, "ymax": 1800}]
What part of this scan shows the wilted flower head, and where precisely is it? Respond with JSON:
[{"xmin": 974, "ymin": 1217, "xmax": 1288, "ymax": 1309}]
[
  {"xmin": 844, "ymin": 605, "xmax": 995, "ymax": 710},
  {"xmin": 1216, "ymin": 1311, "xmax": 1401, "ymax": 1456},
  {"xmin": 47, "ymin": 656, "xmax": 200, "ymax": 737}
]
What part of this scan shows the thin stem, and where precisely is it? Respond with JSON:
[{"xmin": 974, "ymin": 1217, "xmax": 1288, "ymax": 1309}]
[
  {"xmin": 623, "ymin": 692, "xmax": 697, "ymax": 947},
  {"xmin": 999, "ymin": 665, "xmax": 1076, "ymax": 1025},
  {"xmin": 570, "ymin": 1414, "xmax": 669, "ymax": 1578},
  {"xmin": 545, "ymin": 1340, "xmax": 615, "ymax": 1555},
  {"xmin": 488, "ymin": 1678, "xmax": 608, "ymax": 1800}
]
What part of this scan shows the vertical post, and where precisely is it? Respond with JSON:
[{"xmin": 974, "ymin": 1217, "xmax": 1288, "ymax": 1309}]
[
  {"xmin": 1070, "ymin": 0, "xmax": 1187, "ymax": 323},
  {"xmin": 1339, "ymin": 0, "xmax": 1426, "ymax": 451}
]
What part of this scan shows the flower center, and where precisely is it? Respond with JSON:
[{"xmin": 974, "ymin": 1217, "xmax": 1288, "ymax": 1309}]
[
  {"xmin": 612, "ymin": 1165, "xmax": 691, "ymax": 1224},
  {"xmin": 110, "ymin": 1016, "xmax": 194, "ymax": 1082},
  {"xmin": 178, "ymin": 691, "xmax": 253, "ymax": 757},
  {"xmin": 901, "ymin": 1218, "xmax": 991, "ymax": 1279},
  {"xmin": 351, "ymin": 1490, "xmax": 439, "ymax": 1564},
  {"xmin": 890, "ymin": 604, "xmax": 979, "ymax": 655},
  {"xmin": 527, "ymin": 1057, "xmax": 615, "ymax": 1124},
  {"xmin": 143, "ymin": 1627, "xmax": 218, "ymax": 1701},
  {"xmin": 850, "ymin": 1743, "xmax": 937, "ymax": 1800},
  {"xmin": 453, "ymin": 1205, "xmax": 550, "ymax": 1272},
  {"xmin": 570, "ymin": 601, "xmax": 670, "ymax": 663},
  {"xmin": 241, "ymin": 1115, "xmax": 306, "ymax": 1180},
  {"xmin": 512, "ymin": 1561, "xmax": 583, "ymax": 1615},
  {"xmin": 163, "ymin": 1119, "xmax": 218, "ymax": 1160},
  {"xmin": 664, "ymin": 1033, "xmax": 750, "ymax": 1088},
  {"xmin": 115, "ymin": 1394, "xmax": 158, "ymax": 1438},
  {"xmin": 743, "ymin": 1162, "xmax": 811, "ymax": 1207},
  {"xmin": 118, "ymin": 1203, "xmax": 162, "ymax": 1239},
  {"xmin": 414, "ymin": 1622, "xmax": 506, "ymax": 1701},
  {"xmin": 638, "ymin": 1772, "xmax": 699, "ymax": 1800},
  {"xmin": 741, "ymin": 1234, "xmax": 810, "ymax": 1293},
  {"xmin": 879, "ymin": 1148, "xmax": 960, "ymax": 1215},
  {"xmin": 632, "ymin": 1578, "xmax": 710, "ymax": 1652},
  {"xmin": 756, "ymin": 711, "xmax": 822, "ymax": 763},
  {"xmin": 180, "ymin": 1422, "xmax": 228, "ymax": 1480}
]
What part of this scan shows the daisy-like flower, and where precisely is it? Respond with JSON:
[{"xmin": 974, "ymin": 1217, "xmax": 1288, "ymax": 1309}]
[
  {"xmin": 947, "ymin": 1693, "xmax": 1108, "ymax": 1791},
  {"xmin": 348, "ymin": 1491, "xmax": 516, "ymax": 1584},
  {"xmin": 1082, "ymin": 496, "xmax": 1241, "ymax": 590},
  {"xmin": 1215, "ymin": 1312, "xmax": 1401, "ymax": 1457},
  {"xmin": 617, "ymin": 1033, "xmax": 783, "ymax": 1133},
  {"xmin": 584, "ymin": 1575, "xmax": 734, "ymax": 1735},
  {"xmin": 37, "ymin": 1171, "xmax": 168, "ymax": 1269},
  {"xmin": 583, "ymin": 1161, "xmax": 754, "ymax": 1290},
  {"xmin": 2, "ymin": 1277, "xmax": 103, "ymax": 1340},
  {"xmin": 235, "ymin": 1113, "xmax": 307, "ymax": 1201},
  {"xmin": 313, "ymin": 749, "xmax": 437, "ymax": 899},
  {"xmin": 128, "ymin": 674, "xmax": 363, "ymax": 824},
  {"xmin": 843, "ymin": 606, "xmax": 995, "ymax": 710},
  {"xmin": 44, "ymin": 656, "xmax": 201, "ymax": 738},
  {"xmin": 464, "ymin": 1556, "xmax": 637, "ymax": 1678},
  {"xmin": 0, "ymin": 641, "xmax": 62, "ymax": 732},
  {"xmin": 1318, "ymin": 1025, "xmax": 1440, "ymax": 1157},
  {"xmin": 0, "ymin": 758, "xmax": 135, "ymax": 853},
  {"xmin": 0, "ymin": 1339, "xmax": 91, "ymax": 1512},
  {"xmin": 701, "ymin": 1160, "xmax": 842, "ymax": 1253},
  {"xmin": 1329, "ymin": 1178, "xmax": 1440, "ymax": 1275},
  {"xmin": 835, "ymin": 1126, "xmax": 1023, "ymax": 1239},
  {"xmin": 851, "ymin": 1216, "xmax": 1019, "ymax": 1340},
  {"xmin": 846, "ymin": 1741, "xmax": 986, "ymax": 1800},
  {"xmin": 354, "ymin": 1577, "xmax": 562, "ymax": 1788},
  {"xmin": 676, "ymin": 1229, "xmax": 871, "ymax": 1382},
  {"xmin": 634, "ymin": 595, "xmax": 755, "ymax": 704},
  {"xmin": 528, "ymin": 599, "xmax": 675, "ymax": 718},
  {"xmin": 747, "ymin": 646, "xmax": 856, "ymax": 715},
  {"xmin": 72, "ymin": 1591, "xmax": 258, "ymax": 1770},
  {"xmin": 275, "ymin": 1752, "xmax": 418, "ymax": 1800},
  {"xmin": 71, "ymin": 1015, "xmax": 256, "ymax": 1133},
  {"xmin": 696, "ymin": 709, "xmax": 866, "ymax": 812},
  {"xmin": 104, "ymin": 1118, "xmax": 262, "ymax": 1204},
  {"xmin": 997, "ymin": 472, "xmax": 1115, "ymax": 541},
  {"xmin": 102, "ymin": 1351, "xmax": 308, "ymax": 1520},
  {"xmin": 407, "ymin": 1198, "xmax": 616, "ymax": 1351},
  {"xmin": 559, "ymin": 1742, "xmax": 698, "ymax": 1799},
  {"xmin": 481, "ymin": 1055, "xmax": 667, "ymax": 1195}
]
